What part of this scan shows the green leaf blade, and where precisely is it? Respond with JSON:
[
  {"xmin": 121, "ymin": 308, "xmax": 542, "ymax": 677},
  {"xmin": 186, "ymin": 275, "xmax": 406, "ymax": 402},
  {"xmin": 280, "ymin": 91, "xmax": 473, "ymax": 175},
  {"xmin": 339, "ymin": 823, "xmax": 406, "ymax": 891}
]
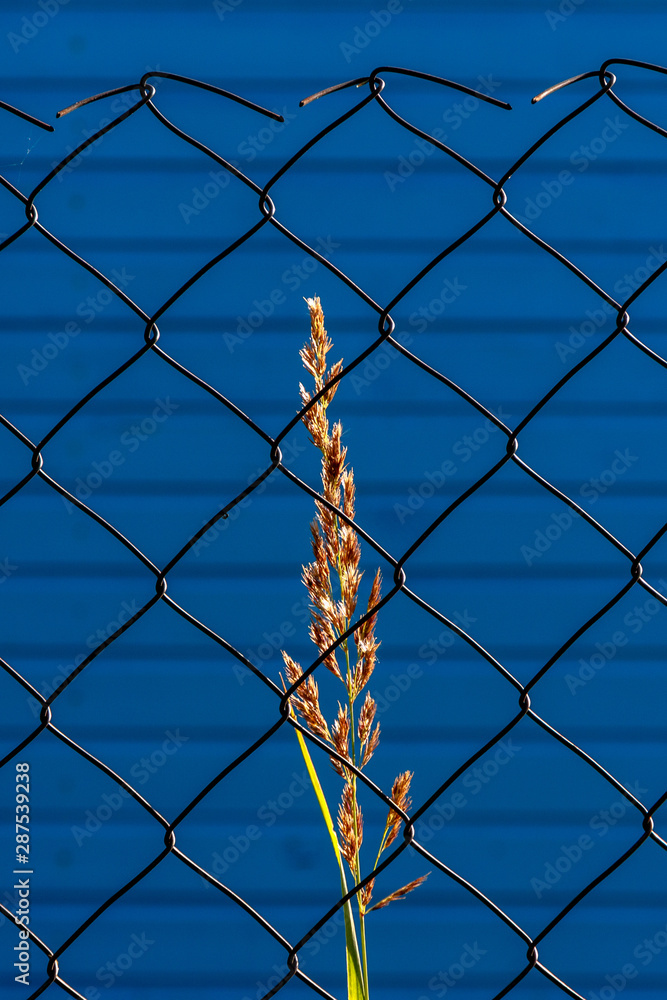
[{"xmin": 295, "ymin": 728, "xmax": 367, "ymax": 1000}]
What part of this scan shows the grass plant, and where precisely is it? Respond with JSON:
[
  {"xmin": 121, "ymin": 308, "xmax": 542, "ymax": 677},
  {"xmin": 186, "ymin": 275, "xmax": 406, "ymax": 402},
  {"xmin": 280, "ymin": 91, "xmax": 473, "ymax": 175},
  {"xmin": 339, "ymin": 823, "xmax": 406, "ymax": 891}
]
[{"xmin": 281, "ymin": 297, "xmax": 428, "ymax": 1000}]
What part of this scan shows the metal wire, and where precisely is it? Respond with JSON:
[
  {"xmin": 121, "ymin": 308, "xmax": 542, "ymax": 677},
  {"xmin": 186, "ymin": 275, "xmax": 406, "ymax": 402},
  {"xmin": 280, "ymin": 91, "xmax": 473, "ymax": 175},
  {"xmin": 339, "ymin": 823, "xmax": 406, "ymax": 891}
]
[{"xmin": 1, "ymin": 59, "xmax": 667, "ymax": 1000}]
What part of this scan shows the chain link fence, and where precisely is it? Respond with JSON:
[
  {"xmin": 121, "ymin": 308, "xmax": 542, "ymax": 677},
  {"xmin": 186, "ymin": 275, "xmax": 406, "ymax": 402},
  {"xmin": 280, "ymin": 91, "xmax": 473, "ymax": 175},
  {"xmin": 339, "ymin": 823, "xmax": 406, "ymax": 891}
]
[{"xmin": 1, "ymin": 59, "xmax": 667, "ymax": 1000}]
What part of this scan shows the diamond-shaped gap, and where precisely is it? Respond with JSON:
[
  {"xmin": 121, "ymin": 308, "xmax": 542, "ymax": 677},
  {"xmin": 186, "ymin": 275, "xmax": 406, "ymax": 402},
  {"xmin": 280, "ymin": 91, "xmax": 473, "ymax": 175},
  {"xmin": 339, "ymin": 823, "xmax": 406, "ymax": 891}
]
[
  {"xmin": 417, "ymin": 717, "xmax": 645, "ymax": 926},
  {"xmin": 391, "ymin": 216, "xmax": 640, "ymax": 417},
  {"xmin": 40, "ymin": 349, "xmax": 271, "ymax": 566},
  {"xmin": 155, "ymin": 228, "xmax": 385, "ymax": 433},
  {"xmin": 174, "ymin": 725, "xmax": 341, "ymax": 938},
  {"xmin": 268, "ymin": 88, "xmax": 497, "ymax": 306},
  {"xmin": 172, "ymin": 503, "xmax": 516, "ymax": 888},
  {"xmin": 8, "ymin": 729, "xmax": 166, "ymax": 946},
  {"xmin": 515, "ymin": 332, "xmax": 666, "ymax": 554},
  {"xmin": 533, "ymin": 840, "xmax": 667, "ymax": 999},
  {"xmin": 0, "ymin": 474, "xmax": 156, "ymax": 686},
  {"xmin": 506, "ymin": 97, "xmax": 662, "ymax": 290},
  {"xmin": 33, "ymin": 88, "xmax": 265, "ymax": 312},
  {"xmin": 401, "ymin": 459, "xmax": 630, "ymax": 679},
  {"xmin": 0, "ymin": 230, "xmax": 145, "ymax": 427},
  {"xmin": 526, "ymin": 583, "xmax": 667, "ymax": 795},
  {"xmin": 50, "ymin": 598, "xmax": 281, "ymax": 819}
]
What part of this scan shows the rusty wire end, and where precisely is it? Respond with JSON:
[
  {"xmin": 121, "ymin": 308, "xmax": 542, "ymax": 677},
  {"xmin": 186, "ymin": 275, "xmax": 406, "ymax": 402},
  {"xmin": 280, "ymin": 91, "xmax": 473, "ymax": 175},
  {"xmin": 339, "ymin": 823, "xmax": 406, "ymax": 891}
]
[
  {"xmin": 532, "ymin": 70, "xmax": 609, "ymax": 104},
  {"xmin": 57, "ymin": 84, "xmax": 143, "ymax": 118},
  {"xmin": 300, "ymin": 77, "xmax": 370, "ymax": 107}
]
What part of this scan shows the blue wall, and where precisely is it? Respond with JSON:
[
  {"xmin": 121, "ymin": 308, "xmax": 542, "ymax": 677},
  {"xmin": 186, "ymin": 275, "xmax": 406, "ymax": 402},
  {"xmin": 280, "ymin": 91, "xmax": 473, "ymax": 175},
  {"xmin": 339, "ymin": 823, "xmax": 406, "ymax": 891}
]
[{"xmin": 1, "ymin": 3, "xmax": 667, "ymax": 999}]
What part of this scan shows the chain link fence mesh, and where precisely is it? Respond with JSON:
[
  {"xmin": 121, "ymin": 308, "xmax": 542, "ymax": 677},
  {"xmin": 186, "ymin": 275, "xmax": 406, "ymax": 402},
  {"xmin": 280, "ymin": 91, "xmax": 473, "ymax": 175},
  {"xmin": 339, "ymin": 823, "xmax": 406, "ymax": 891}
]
[{"xmin": 1, "ymin": 59, "xmax": 667, "ymax": 1000}]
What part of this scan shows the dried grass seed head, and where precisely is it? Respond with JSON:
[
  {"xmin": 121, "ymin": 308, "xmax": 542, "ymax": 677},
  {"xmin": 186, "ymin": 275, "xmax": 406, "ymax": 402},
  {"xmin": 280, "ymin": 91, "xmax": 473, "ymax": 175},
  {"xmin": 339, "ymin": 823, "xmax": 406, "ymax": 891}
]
[
  {"xmin": 384, "ymin": 770, "xmax": 413, "ymax": 850},
  {"xmin": 337, "ymin": 781, "xmax": 363, "ymax": 876},
  {"xmin": 281, "ymin": 651, "xmax": 331, "ymax": 743},
  {"xmin": 366, "ymin": 874, "xmax": 430, "ymax": 913}
]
